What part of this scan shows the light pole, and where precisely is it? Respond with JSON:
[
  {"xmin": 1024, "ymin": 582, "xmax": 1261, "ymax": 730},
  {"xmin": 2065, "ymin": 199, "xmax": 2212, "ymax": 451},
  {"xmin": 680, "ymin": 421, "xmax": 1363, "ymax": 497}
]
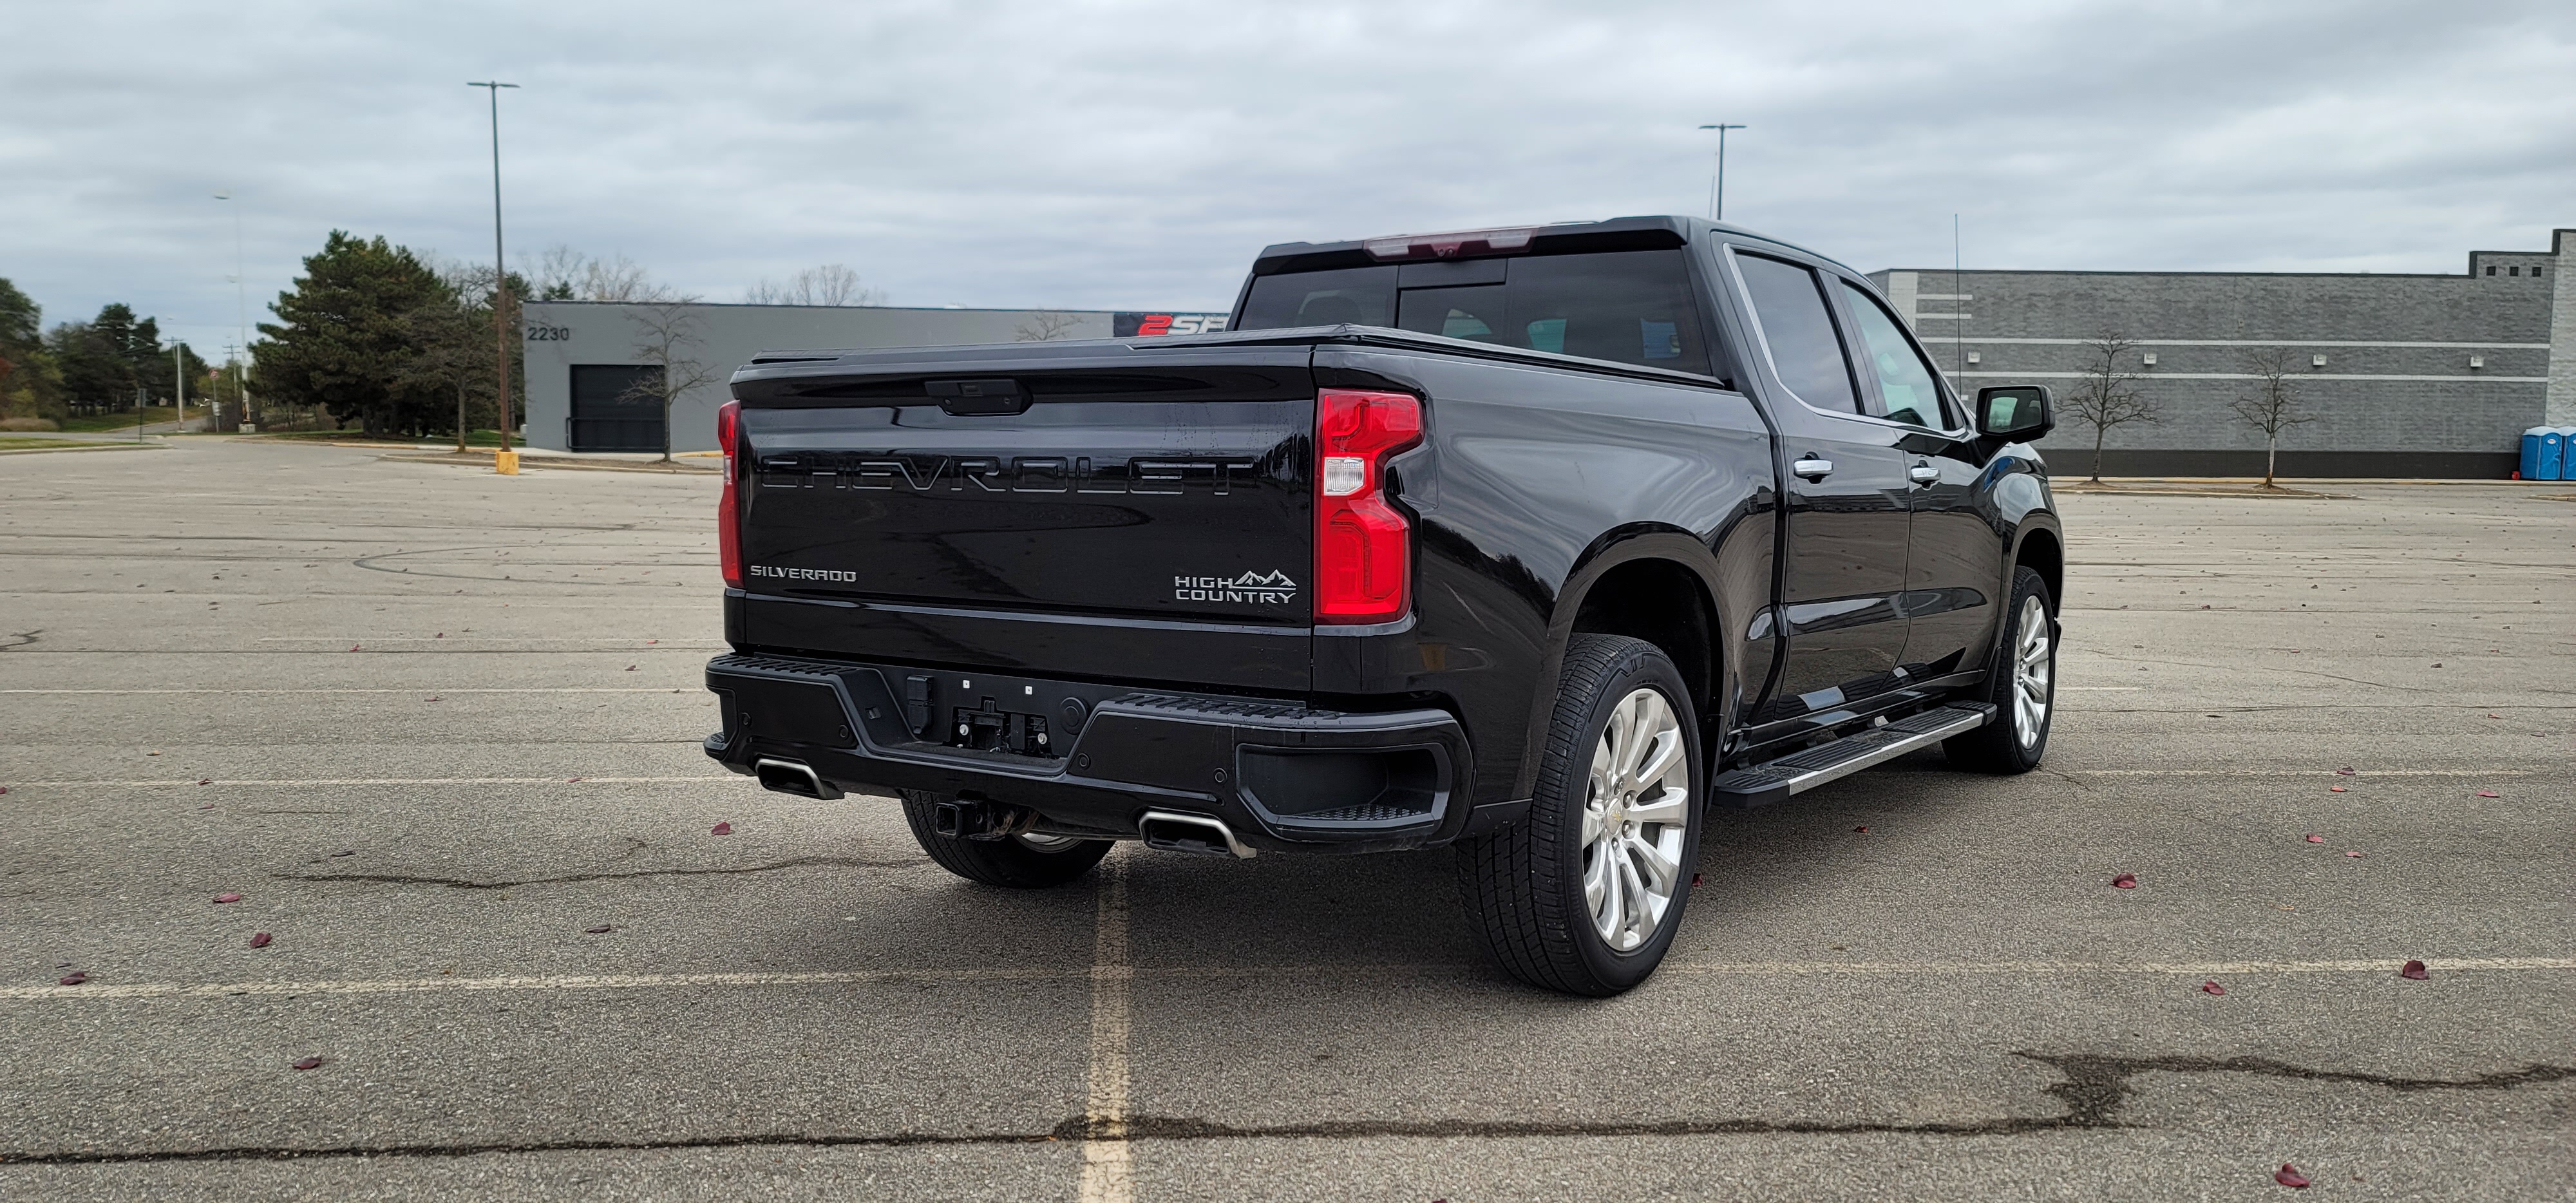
[
  {"xmin": 1697, "ymin": 123, "xmax": 1747, "ymax": 222},
  {"xmin": 468, "ymin": 81, "xmax": 520, "ymax": 473},
  {"xmin": 213, "ymin": 191, "xmax": 251, "ymax": 430}
]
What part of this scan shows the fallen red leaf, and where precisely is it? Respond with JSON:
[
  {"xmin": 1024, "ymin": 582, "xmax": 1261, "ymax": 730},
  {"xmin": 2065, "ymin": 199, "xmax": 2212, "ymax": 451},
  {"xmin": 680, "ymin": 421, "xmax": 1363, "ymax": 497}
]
[
  {"xmin": 2476, "ymin": 790, "xmax": 2499, "ymax": 799},
  {"xmin": 585, "ymin": 924, "xmax": 612, "ymax": 934},
  {"xmin": 624, "ymin": 665, "xmax": 637, "ymax": 671},
  {"xmin": 710, "ymin": 821, "xmax": 734, "ymax": 836},
  {"xmin": 1690, "ymin": 873, "xmax": 1703, "ymax": 887},
  {"xmin": 1854, "ymin": 825, "xmax": 1870, "ymax": 833},
  {"xmin": 248, "ymin": 933, "xmax": 272, "ymax": 948},
  {"xmin": 57, "ymin": 971, "xmax": 88, "ymax": 986},
  {"xmin": 2201, "ymin": 980, "xmax": 2226, "ymax": 996},
  {"xmin": 292, "ymin": 1056, "xmax": 325, "ymax": 1070},
  {"xmin": 2344, "ymin": 851, "xmax": 2363, "ymax": 858},
  {"xmin": 347, "ymin": 645, "xmax": 360, "ymax": 652},
  {"xmin": 2305, "ymin": 834, "xmax": 2325, "ymax": 843},
  {"xmin": 2275, "ymin": 1163, "xmax": 2311, "ymax": 1188},
  {"xmin": 2400, "ymin": 960, "xmax": 2430, "ymax": 980},
  {"xmin": 213, "ymin": 893, "xmax": 242, "ymax": 904},
  {"xmin": 196, "ymin": 778, "xmax": 213, "ymax": 786},
  {"xmin": 426, "ymin": 696, "xmax": 440, "ymax": 702},
  {"xmin": 567, "ymin": 777, "xmax": 585, "ymax": 783},
  {"xmin": 2329, "ymin": 785, "xmax": 2346, "ymax": 793},
  {"xmin": 1, "ymin": 785, "xmax": 11, "ymax": 794},
  {"xmin": 2333, "ymin": 767, "xmax": 2356, "ymax": 776},
  {"xmin": 2111, "ymin": 873, "xmax": 2137, "ymax": 889},
  {"xmin": 646, "ymin": 639, "xmax": 658, "ymax": 644}
]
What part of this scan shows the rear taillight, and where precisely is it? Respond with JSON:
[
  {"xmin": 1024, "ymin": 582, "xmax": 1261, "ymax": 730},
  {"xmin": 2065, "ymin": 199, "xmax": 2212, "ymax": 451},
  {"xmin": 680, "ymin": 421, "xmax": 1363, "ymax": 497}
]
[
  {"xmin": 1314, "ymin": 389, "xmax": 1423, "ymax": 625},
  {"xmin": 717, "ymin": 400, "xmax": 743, "ymax": 588}
]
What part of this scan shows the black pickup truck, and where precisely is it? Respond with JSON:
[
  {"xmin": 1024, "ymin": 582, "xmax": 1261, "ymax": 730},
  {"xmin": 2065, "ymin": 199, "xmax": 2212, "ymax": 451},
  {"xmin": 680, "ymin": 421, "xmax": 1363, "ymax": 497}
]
[{"xmin": 703, "ymin": 215, "xmax": 2063, "ymax": 994}]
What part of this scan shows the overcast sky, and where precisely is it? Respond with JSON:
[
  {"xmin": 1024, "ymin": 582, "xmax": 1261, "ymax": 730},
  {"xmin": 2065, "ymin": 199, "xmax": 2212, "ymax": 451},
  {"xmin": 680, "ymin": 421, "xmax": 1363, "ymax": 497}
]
[{"xmin": 5, "ymin": 0, "xmax": 2571, "ymax": 355}]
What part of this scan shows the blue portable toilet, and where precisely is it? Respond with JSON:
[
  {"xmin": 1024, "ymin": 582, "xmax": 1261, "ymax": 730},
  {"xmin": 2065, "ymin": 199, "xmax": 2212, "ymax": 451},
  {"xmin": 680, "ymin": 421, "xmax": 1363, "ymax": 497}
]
[
  {"xmin": 2526, "ymin": 428, "xmax": 2551, "ymax": 479},
  {"xmin": 2542, "ymin": 428, "xmax": 2570, "ymax": 481}
]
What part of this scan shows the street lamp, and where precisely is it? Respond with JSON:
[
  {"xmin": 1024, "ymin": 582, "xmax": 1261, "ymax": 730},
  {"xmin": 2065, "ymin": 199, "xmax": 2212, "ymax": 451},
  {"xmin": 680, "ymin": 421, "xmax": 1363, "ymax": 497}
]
[
  {"xmin": 1697, "ymin": 123, "xmax": 1747, "ymax": 222},
  {"xmin": 468, "ymin": 81, "xmax": 520, "ymax": 474},
  {"xmin": 212, "ymin": 191, "xmax": 251, "ymax": 430}
]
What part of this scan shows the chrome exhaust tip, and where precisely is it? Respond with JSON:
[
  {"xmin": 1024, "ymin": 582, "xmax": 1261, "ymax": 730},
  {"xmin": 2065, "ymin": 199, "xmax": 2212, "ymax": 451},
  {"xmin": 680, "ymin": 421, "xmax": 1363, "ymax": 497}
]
[
  {"xmin": 1138, "ymin": 809, "xmax": 1257, "ymax": 859},
  {"xmin": 753, "ymin": 757, "xmax": 843, "ymax": 800}
]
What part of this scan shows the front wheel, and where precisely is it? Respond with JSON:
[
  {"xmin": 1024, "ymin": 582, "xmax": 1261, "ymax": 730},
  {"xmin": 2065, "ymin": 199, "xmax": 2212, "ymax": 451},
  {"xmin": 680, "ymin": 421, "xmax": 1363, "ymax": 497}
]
[
  {"xmin": 1457, "ymin": 634, "xmax": 1702, "ymax": 996},
  {"xmin": 899, "ymin": 791, "xmax": 1111, "ymax": 887},
  {"xmin": 1945, "ymin": 565, "xmax": 2056, "ymax": 773}
]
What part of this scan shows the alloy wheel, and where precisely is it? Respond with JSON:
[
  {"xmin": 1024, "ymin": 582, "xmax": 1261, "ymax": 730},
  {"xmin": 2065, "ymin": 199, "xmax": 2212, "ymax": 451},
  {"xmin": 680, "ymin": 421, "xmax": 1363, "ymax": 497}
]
[
  {"xmin": 2012, "ymin": 594, "xmax": 2052, "ymax": 748},
  {"xmin": 1581, "ymin": 687, "xmax": 1692, "ymax": 951}
]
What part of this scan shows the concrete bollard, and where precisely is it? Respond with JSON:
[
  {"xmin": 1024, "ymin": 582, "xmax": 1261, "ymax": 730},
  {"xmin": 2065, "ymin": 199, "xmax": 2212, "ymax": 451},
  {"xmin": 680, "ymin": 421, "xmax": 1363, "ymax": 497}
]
[{"xmin": 495, "ymin": 448, "xmax": 520, "ymax": 475}]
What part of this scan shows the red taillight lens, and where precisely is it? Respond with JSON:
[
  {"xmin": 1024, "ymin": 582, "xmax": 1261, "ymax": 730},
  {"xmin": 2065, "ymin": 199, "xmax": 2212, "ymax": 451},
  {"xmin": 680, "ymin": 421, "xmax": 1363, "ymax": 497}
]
[
  {"xmin": 1314, "ymin": 389, "xmax": 1423, "ymax": 625},
  {"xmin": 717, "ymin": 400, "xmax": 743, "ymax": 588}
]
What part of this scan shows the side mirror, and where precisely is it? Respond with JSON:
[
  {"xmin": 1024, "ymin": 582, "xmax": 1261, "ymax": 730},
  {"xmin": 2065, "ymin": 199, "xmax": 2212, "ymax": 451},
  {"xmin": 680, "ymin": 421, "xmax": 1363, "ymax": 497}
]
[{"xmin": 1976, "ymin": 385, "xmax": 2053, "ymax": 441}]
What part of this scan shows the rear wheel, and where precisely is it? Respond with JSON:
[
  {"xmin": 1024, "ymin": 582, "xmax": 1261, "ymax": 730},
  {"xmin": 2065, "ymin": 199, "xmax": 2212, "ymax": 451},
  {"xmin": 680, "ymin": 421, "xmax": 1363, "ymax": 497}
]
[
  {"xmin": 1945, "ymin": 565, "xmax": 2056, "ymax": 773},
  {"xmin": 1457, "ymin": 634, "xmax": 1701, "ymax": 996},
  {"xmin": 899, "ymin": 790, "xmax": 1111, "ymax": 887}
]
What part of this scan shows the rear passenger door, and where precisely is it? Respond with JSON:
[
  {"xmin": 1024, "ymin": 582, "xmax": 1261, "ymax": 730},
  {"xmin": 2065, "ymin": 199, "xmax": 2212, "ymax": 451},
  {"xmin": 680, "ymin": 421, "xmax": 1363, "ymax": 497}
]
[{"xmin": 1723, "ymin": 247, "xmax": 1917, "ymax": 712}]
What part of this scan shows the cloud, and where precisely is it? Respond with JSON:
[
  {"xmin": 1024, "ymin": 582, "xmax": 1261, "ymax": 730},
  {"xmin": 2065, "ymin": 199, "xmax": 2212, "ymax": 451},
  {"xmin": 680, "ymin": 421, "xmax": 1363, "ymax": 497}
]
[{"xmin": 3, "ymin": 0, "xmax": 2569, "ymax": 352}]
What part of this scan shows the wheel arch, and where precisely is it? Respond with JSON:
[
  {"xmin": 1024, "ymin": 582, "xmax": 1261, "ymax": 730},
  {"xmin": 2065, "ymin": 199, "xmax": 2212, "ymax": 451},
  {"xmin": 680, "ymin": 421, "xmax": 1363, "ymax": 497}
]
[
  {"xmin": 2011, "ymin": 522, "xmax": 2063, "ymax": 613},
  {"xmin": 1513, "ymin": 527, "xmax": 1732, "ymax": 799}
]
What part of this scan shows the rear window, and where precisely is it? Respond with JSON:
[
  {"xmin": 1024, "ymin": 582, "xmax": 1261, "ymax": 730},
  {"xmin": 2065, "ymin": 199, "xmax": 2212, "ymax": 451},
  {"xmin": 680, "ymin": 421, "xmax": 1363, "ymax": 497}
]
[{"xmin": 1235, "ymin": 250, "xmax": 1711, "ymax": 375}]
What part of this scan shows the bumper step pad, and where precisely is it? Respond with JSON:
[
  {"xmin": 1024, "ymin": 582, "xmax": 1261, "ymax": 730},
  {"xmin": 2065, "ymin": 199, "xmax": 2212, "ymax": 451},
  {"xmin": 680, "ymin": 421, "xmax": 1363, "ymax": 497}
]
[{"xmin": 1712, "ymin": 703, "xmax": 1995, "ymax": 808}]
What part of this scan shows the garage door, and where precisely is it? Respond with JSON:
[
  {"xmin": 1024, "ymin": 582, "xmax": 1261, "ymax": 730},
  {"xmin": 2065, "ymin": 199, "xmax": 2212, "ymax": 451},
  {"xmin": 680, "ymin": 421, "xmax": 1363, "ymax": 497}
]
[{"xmin": 568, "ymin": 365, "xmax": 666, "ymax": 453}]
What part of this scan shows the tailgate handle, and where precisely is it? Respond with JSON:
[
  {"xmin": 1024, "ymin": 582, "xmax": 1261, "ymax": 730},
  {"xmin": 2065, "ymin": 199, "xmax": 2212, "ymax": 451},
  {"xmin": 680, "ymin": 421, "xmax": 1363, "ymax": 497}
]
[{"xmin": 928, "ymin": 378, "xmax": 1030, "ymax": 416}]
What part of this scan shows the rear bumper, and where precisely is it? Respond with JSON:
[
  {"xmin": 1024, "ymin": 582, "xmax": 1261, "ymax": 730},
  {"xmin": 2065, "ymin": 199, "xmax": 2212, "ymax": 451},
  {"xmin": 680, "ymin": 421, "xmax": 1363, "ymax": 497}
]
[{"xmin": 703, "ymin": 652, "xmax": 1489, "ymax": 853}]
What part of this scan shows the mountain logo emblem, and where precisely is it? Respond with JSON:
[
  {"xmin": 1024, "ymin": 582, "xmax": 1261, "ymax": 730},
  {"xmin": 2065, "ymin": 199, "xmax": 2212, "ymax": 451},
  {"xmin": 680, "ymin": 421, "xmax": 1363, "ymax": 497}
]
[{"xmin": 1227, "ymin": 570, "xmax": 1297, "ymax": 590}]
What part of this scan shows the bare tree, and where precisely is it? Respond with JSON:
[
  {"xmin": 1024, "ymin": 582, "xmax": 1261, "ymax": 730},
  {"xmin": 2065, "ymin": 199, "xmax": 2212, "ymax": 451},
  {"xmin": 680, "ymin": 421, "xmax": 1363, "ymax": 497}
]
[
  {"xmin": 621, "ymin": 299, "xmax": 718, "ymax": 463},
  {"xmin": 529, "ymin": 245, "xmax": 669, "ymax": 303},
  {"xmin": 2060, "ymin": 331, "xmax": 2158, "ymax": 483},
  {"xmin": 2229, "ymin": 346, "xmax": 2316, "ymax": 487},
  {"xmin": 744, "ymin": 264, "xmax": 886, "ymax": 307},
  {"xmin": 1012, "ymin": 311, "xmax": 1084, "ymax": 342}
]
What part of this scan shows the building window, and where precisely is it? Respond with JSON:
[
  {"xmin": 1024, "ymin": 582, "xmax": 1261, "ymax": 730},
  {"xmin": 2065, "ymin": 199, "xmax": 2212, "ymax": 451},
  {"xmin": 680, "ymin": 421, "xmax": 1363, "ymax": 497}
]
[
  {"xmin": 2510, "ymin": 265, "xmax": 2520, "ymax": 276},
  {"xmin": 2486, "ymin": 265, "xmax": 2497, "ymax": 276}
]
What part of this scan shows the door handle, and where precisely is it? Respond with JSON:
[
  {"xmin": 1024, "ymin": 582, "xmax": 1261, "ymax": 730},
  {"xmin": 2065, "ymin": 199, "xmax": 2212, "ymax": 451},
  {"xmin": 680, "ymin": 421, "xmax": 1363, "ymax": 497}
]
[
  {"xmin": 1791, "ymin": 457, "xmax": 1834, "ymax": 481},
  {"xmin": 1908, "ymin": 463, "xmax": 1941, "ymax": 486}
]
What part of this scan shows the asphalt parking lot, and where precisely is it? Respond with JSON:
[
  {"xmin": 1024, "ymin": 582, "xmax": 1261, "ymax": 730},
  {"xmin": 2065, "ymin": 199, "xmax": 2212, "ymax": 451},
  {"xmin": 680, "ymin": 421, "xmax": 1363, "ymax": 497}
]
[{"xmin": 3, "ymin": 439, "xmax": 2570, "ymax": 1200}]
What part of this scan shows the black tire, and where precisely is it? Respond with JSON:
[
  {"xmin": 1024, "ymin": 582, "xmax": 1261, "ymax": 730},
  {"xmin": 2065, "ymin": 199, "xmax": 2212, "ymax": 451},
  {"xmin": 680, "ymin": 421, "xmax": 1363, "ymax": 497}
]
[
  {"xmin": 899, "ymin": 791, "xmax": 1112, "ymax": 888},
  {"xmin": 1944, "ymin": 565, "xmax": 2056, "ymax": 774},
  {"xmin": 1456, "ymin": 634, "xmax": 1703, "ymax": 996}
]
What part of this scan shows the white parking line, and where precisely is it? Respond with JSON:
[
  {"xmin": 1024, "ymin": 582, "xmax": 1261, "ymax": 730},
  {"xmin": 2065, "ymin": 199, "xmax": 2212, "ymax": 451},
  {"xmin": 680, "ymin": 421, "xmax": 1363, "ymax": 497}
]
[
  {"xmin": 6, "ymin": 777, "xmax": 746, "ymax": 787},
  {"xmin": 1080, "ymin": 852, "xmax": 1135, "ymax": 1203},
  {"xmin": 2077, "ymin": 769, "xmax": 2535, "ymax": 777},
  {"xmin": 6, "ymin": 957, "xmax": 2567, "ymax": 1003},
  {"xmin": 1, "ymin": 688, "xmax": 688, "ymax": 695}
]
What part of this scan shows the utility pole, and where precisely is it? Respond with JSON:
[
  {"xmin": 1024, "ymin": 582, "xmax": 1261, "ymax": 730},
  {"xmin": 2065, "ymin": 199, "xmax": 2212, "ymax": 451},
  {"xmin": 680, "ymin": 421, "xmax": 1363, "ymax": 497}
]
[
  {"xmin": 213, "ymin": 191, "xmax": 251, "ymax": 431},
  {"xmin": 468, "ymin": 81, "xmax": 521, "ymax": 474},
  {"xmin": 175, "ymin": 345, "xmax": 186, "ymax": 436},
  {"xmin": 1698, "ymin": 123, "xmax": 1747, "ymax": 222}
]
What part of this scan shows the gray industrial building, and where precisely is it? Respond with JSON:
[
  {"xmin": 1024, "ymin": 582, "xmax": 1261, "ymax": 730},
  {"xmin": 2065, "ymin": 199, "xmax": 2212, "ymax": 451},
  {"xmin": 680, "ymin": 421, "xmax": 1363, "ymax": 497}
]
[
  {"xmin": 524, "ymin": 227, "xmax": 2571, "ymax": 475},
  {"xmin": 520, "ymin": 302, "xmax": 1227, "ymax": 455},
  {"xmin": 1871, "ymin": 227, "xmax": 2573, "ymax": 477}
]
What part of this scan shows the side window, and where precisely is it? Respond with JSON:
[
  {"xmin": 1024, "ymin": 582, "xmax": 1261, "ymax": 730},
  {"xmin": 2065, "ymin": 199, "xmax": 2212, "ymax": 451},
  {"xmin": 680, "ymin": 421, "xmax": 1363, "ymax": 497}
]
[
  {"xmin": 1734, "ymin": 252, "xmax": 1860, "ymax": 413},
  {"xmin": 1837, "ymin": 279, "xmax": 1953, "ymax": 428}
]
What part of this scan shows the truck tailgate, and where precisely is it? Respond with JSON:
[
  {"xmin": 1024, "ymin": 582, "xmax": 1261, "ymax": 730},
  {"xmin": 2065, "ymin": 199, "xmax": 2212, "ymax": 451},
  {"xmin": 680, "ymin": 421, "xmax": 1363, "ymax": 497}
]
[{"xmin": 730, "ymin": 345, "xmax": 1316, "ymax": 694}]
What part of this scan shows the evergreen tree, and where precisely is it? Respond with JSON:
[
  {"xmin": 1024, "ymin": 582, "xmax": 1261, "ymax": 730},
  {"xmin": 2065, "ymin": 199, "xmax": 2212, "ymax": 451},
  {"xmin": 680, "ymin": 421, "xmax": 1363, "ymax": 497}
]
[
  {"xmin": 0, "ymin": 278, "xmax": 62, "ymax": 421},
  {"xmin": 256, "ymin": 231, "xmax": 450, "ymax": 435}
]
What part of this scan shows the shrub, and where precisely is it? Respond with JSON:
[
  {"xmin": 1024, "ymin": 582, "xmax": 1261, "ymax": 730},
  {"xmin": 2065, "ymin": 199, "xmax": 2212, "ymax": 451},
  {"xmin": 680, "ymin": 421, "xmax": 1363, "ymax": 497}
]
[{"xmin": 0, "ymin": 417, "xmax": 60, "ymax": 432}]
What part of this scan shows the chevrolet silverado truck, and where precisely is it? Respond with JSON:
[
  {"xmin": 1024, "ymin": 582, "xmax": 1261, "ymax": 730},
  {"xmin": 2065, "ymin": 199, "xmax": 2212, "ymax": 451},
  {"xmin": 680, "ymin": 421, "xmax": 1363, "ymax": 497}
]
[{"xmin": 703, "ymin": 215, "xmax": 2063, "ymax": 995}]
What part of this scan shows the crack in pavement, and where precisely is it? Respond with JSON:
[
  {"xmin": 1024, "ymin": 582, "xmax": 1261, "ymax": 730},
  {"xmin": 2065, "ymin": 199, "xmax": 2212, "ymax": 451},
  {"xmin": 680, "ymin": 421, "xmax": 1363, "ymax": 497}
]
[
  {"xmin": 272, "ymin": 856, "xmax": 927, "ymax": 891},
  {"xmin": 3, "ymin": 1052, "xmax": 2566, "ymax": 1166}
]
